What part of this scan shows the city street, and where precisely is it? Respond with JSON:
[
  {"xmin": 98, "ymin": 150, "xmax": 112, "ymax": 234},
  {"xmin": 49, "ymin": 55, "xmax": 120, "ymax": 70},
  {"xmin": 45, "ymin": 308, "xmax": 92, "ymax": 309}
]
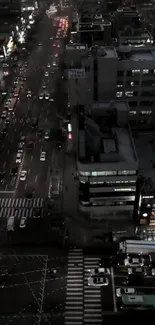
[{"xmin": 0, "ymin": 3, "xmax": 69, "ymax": 200}]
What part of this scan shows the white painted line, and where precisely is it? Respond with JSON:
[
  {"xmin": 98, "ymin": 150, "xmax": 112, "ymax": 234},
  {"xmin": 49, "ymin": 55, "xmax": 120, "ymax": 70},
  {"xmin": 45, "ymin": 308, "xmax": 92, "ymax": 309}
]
[
  {"xmin": 0, "ymin": 191, "xmax": 14, "ymax": 194},
  {"xmin": 3, "ymin": 161, "xmax": 6, "ymax": 168},
  {"xmin": 35, "ymin": 175, "xmax": 38, "ymax": 182},
  {"xmin": 14, "ymin": 152, "xmax": 25, "ymax": 197},
  {"xmin": 111, "ymin": 267, "xmax": 117, "ymax": 313}
]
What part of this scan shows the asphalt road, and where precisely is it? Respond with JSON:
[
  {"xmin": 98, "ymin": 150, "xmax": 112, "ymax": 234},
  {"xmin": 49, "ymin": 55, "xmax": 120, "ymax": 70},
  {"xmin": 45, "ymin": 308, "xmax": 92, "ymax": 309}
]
[{"xmin": 0, "ymin": 5, "xmax": 69, "ymax": 199}]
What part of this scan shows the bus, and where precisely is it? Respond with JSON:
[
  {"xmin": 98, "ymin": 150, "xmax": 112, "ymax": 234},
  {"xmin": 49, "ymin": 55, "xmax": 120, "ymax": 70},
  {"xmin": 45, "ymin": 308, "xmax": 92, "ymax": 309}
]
[
  {"xmin": 8, "ymin": 98, "xmax": 18, "ymax": 113},
  {"xmin": 119, "ymin": 240, "xmax": 155, "ymax": 255},
  {"xmin": 13, "ymin": 82, "xmax": 22, "ymax": 97},
  {"xmin": 121, "ymin": 294, "xmax": 155, "ymax": 310}
]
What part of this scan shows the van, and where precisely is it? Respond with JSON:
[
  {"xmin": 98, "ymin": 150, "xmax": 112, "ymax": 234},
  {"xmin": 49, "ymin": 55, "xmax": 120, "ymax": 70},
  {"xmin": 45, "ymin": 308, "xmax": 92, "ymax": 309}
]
[{"xmin": 7, "ymin": 216, "xmax": 15, "ymax": 231}]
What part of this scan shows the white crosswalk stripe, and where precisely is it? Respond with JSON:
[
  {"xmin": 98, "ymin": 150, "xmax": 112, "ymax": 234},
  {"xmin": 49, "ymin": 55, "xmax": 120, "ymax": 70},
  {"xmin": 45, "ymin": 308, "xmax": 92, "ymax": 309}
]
[
  {"xmin": 0, "ymin": 198, "xmax": 44, "ymax": 222},
  {"xmin": 0, "ymin": 198, "xmax": 44, "ymax": 208},
  {"xmin": 84, "ymin": 257, "xmax": 102, "ymax": 325},
  {"xmin": 65, "ymin": 249, "xmax": 84, "ymax": 325}
]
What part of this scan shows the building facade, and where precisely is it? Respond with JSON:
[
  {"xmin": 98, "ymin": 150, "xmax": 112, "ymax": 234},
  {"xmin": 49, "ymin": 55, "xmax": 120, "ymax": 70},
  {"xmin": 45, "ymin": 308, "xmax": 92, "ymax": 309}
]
[
  {"xmin": 66, "ymin": 44, "xmax": 155, "ymax": 128},
  {"xmin": 77, "ymin": 101, "xmax": 139, "ymax": 220}
]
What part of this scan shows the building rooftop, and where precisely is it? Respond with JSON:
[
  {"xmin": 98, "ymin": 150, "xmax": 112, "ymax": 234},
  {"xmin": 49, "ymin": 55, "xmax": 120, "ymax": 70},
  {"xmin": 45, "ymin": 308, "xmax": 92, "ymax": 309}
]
[
  {"xmin": 78, "ymin": 101, "xmax": 138, "ymax": 170},
  {"xmin": 119, "ymin": 29, "xmax": 151, "ymax": 38},
  {"xmin": 117, "ymin": 46, "xmax": 155, "ymax": 61},
  {"xmin": 90, "ymin": 46, "xmax": 117, "ymax": 58}
]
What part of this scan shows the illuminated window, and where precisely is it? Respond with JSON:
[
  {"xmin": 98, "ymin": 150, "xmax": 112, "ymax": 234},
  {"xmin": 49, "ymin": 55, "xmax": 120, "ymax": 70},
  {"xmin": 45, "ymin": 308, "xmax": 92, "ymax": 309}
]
[
  {"xmin": 140, "ymin": 110, "xmax": 152, "ymax": 115},
  {"xmin": 129, "ymin": 111, "xmax": 136, "ymax": 115},
  {"xmin": 143, "ymin": 69, "xmax": 149, "ymax": 74},
  {"xmin": 116, "ymin": 92, "xmax": 123, "ymax": 98},
  {"xmin": 125, "ymin": 91, "xmax": 133, "ymax": 97},
  {"xmin": 132, "ymin": 69, "xmax": 140, "ymax": 75}
]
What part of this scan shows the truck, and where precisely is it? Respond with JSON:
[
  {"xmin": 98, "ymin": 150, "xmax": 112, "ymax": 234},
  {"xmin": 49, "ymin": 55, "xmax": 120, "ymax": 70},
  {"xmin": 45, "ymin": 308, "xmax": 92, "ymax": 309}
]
[{"xmin": 119, "ymin": 240, "xmax": 155, "ymax": 255}]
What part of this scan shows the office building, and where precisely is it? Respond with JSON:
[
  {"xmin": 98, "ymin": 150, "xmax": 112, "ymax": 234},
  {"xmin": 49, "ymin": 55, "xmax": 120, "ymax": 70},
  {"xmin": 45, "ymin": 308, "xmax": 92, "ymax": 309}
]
[
  {"xmin": 71, "ymin": 14, "xmax": 112, "ymax": 47},
  {"xmin": 118, "ymin": 28, "xmax": 153, "ymax": 48},
  {"xmin": 77, "ymin": 101, "xmax": 138, "ymax": 220},
  {"xmin": 66, "ymin": 44, "xmax": 155, "ymax": 128}
]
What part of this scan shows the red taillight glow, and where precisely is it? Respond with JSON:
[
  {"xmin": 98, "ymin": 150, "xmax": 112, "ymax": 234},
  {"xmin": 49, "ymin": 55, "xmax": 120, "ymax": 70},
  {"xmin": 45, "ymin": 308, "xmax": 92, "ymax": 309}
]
[{"xmin": 68, "ymin": 133, "xmax": 72, "ymax": 139}]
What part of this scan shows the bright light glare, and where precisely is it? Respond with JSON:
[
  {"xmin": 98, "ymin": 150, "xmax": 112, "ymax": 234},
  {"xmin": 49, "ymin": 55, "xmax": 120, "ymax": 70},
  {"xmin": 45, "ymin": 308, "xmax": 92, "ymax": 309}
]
[{"xmin": 68, "ymin": 133, "xmax": 72, "ymax": 139}]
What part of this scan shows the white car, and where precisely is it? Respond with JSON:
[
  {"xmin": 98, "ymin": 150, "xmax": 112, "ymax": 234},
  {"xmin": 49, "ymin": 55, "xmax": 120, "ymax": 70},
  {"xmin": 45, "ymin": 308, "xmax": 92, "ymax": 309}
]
[
  {"xmin": 124, "ymin": 256, "xmax": 145, "ymax": 267},
  {"xmin": 39, "ymin": 93, "xmax": 44, "ymax": 99},
  {"xmin": 16, "ymin": 153, "xmax": 22, "ymax": 164},
  {"xmin": 27, "ymin": 91, "xmax": 31, "ymax": 98},
  {"xmin": 88, "ymin": 268, "xmax": 110, "ymax": 276},
  {"xmin": 1, "ymin": 111, "xmax": 7, "ymax": 118},
  {"xmin": 45, "ymin": 93, "xmax": 50, "ymax": 100},
  {"xmin": 20, "ymin": 217, "xmax": 26, "ymax": 228},
  {"xmin": 116, "ymin": 287, "xmax": 136, "ymax": 298},
  {"xmin": 38, "ymin": 42, "xmax": 42, "ymax": 46},
  {"xmin": 151, "ymin": 269, "xmax": 155, "ymax": 276},
  {"xmin": 20, "ymin": 170, "xmax": 27, "ymax": 181},
  {"xmin": 128, "ymin": 267, "xmax": 147, "ymax": 276},
  {"xmin": 52, "ymin": 61, "xmax": 56, "ymax": 66},
  {"xmin": 88, "ymin": 276, "xmax": 109, "ymax": 287},
  {"xmin": 40, "ymin": 151, "xmax": 46, "ymax": 161},
  {"xmin": 47, "ymin": 63, "xmax": 51, "ymax": 67},
  {"xmin": 49, "ymin": 96, "xmax": 54, "ymax": 102},
  {"xmin": 45, "ymin": 71, "xmax": 49, "ymax": 77}
]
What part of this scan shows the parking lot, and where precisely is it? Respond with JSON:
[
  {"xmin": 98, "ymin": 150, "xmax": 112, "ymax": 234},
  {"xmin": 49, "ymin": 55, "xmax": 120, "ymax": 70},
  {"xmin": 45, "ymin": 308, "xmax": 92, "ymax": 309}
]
[{"xmin": 0, "ymin": 253, "xmax": 67, "ymax": 325}]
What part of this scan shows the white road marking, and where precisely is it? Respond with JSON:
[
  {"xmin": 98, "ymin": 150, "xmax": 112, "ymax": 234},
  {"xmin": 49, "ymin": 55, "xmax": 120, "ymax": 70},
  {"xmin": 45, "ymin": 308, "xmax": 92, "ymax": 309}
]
[
  {"xmin": 35, "ymin": 175, "xmax": 38, "ymax": 182},
  {"xmin": 31, "ymin": 155, "xmax": 33, "ymax": 161},
  {"xmin": 111, "ymin": 267, "xmax": 117, "ymax": 313},
  {"xmin": 14, "ymin": 152, "xmax": 25, "ymax": 197},
  {"xmin": 3, "ymin": 161, "xmax": 6, "ymax": 168}
]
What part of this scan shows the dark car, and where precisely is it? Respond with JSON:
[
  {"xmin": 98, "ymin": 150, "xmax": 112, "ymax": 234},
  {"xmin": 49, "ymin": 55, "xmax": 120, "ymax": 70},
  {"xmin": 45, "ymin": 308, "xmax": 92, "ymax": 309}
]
[
  {"xmin": 26, "ymin": 141, "xmax": 34, "ymax": 150},
  {"xmin": 31, "ymin": 118, "xmax": 38, "ymax": 129},
  {"xmin": 100, "ymin": 254, "xmax": 126, "ymax": 267},
  {"xmin": 37, "ymin": 128, "xmax": 44, "ymax": 136},
  {"xmin": 11, "ymin": 167, "xmax": 18, "ymax": 176},
  {"xmin": 26, "ymin": 191, "xmax": 34, "ymax": 199}
]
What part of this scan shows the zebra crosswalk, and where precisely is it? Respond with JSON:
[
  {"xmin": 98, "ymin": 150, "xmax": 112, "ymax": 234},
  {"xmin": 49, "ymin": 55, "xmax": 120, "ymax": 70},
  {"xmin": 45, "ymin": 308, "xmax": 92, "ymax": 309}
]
[
  {"xmin": 84, "ymin": 257, "xmax": 102, "ymax": 324},
  {"xmin": 65, "ymin": 249, "xmax": 84, "ymax": 325},
  {"xmin": 0, "ymin": 198, "xmax": 44, "ymax": 208},
  {"xmin": 65, "ymin": 249, "xmax": 103, "ymax": 325},
  {"xmin": 0, "ymin": 198, "xmax": 44, "ymax": 221}
]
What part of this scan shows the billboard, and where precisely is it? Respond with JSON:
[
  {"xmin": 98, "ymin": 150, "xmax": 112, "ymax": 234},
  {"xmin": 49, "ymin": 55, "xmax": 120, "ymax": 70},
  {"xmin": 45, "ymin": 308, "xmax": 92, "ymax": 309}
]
[{"xmin": 68, "ymin": 68, "xmax": 85, "ymax": 79}]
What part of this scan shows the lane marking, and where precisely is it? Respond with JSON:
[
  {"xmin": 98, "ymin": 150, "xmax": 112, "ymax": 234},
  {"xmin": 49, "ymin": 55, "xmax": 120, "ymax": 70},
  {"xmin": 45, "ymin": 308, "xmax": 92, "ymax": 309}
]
[
  {"xmin": 111, "ymin": 267, "xmax": 117, "ymax": 313},
  {"xmin": 14, "ymin": 152, "xmax": 25, "ymax": 197}
]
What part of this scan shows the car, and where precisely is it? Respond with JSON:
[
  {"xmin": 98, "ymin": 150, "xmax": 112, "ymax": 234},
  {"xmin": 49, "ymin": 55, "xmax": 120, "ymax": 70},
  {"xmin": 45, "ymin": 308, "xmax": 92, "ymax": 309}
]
[
  {"xmin": 38, "ymin": 128, "xmax": 44, "ymax": 136},
  {"xmin": 47, "ymin": 63, "xmax": 51, "ymax": 67},
  {"xmin": 52, "ymin": 61, "xmax": 56, "ymax": 66},
  {"xmin": 5, "ymin": 118, "xmax": 10, "ymax": 125},
  {"xmin": 26, "ymin": 141, "xmax": 34, "ymax": 150},
  {"xmin": 88, "ymin": 267, "xmax": 110, "ymax": 276},
  {"xmin": 33, "ymin": 208, "xmax": 41, "ymax": 219},
  {"xmin": 27, "ymin": 90, "xmax": 31, "ymax": 98},
  {"xmin": 128, "ymin": 267, "xmax": 147, "ymax": 276},
  {"xmin": 20, "ymin": 170, "xmax": 27, "ymax": 181},
  {"xmin": 45, "ymin": 71, "xmax": 49, "ymax": 77},
  {"xmin": 20, "ymin": 136, "xmax": 26, "ymax": 143},
  {"xmin": 11, "ymin": 167, "xmax": 18, "ymax": 176},
  {"xmin": 39, "ymin": 93, "xmax": 44, "ymax": 99},
  {"xmin": 20, "ymin": 217, "xmax": 26, "ymax": 228},
  {"xmin": 44, "ymin": 130, "xmax": 50, "ymax": 139},
  {"xmin": 40, "ymin": 151, "xmax": 46, "ymax": 161},
  {"xmin": 124, "ymin": 256, "xmax": 145, "ymax": 267},
  {"xmin": 31, "ymin": 118, "xmax": 38, "ymax": 129},
  {"xmin": 49, "ymin": 96, "xmax": 54, "ymax": 102},
  {"xmin": 50, "ymin": 36, "xmax": 53, "ymax": 40},
  {"xmin": 151, "ymin": 268, "xmax": 155, "ymax": 276},
  {"xmin": 88, "ymin": 276, "xmax": 109, "ymax": 287},
  {"xmin": 18, "ymin": 142, "xmax": 24, "ymax": 150},
  {"xmin": 1, "ymin": 111, "xmax": 7, "ymax": 118},
  {"xmin": 116, "ymin": 287, "xmax": 136, "ymax": 297},
  {"xmin": 42, "ymin": 83, "xmax": 46, "ymax": 89},
  {"xmin": 38, "ymin": 42, "xmax": 42, "ymax": 46},
  {"xmin": 45, "ymin": 93, "xmax": 50, "ymax": 100},
  {"xmin": 16, "ymin": 153, "xmax": 22, "ymax": 163}
]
